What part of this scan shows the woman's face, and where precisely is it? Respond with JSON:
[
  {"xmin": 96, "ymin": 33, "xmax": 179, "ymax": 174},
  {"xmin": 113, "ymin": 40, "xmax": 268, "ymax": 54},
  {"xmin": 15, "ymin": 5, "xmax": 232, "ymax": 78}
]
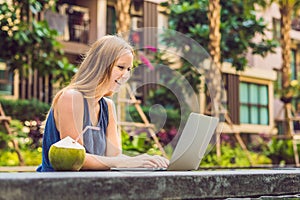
[{"xmin": 109, "ymin": 51, "xmax": 133, "ymax": 92}]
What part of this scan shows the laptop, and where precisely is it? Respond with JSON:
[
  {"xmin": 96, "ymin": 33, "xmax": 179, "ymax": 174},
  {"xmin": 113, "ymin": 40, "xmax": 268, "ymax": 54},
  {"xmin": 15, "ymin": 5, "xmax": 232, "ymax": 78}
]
[{"xmin": 111, "ymin": 112, "xmax": 219, "ymax": 171}]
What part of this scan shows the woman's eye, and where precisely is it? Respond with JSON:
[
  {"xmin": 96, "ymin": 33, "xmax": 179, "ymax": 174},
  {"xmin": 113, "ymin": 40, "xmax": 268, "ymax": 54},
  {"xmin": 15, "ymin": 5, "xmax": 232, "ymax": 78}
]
[
  {"xmin": 127, "ymin": 67, "xmax": 131, "ymax": 72},
  {"xmin": 117, "ymin": 65, "xmax": 125, "ymax": 70}
]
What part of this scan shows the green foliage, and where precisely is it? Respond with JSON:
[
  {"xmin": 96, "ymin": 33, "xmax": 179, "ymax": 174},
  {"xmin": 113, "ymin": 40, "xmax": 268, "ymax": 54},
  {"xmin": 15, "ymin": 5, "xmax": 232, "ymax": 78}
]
[
  {"xmin": 55, "ymin": 57, "xmax": 78, "ymax": 86},
  {"xmin": 126, "ymin": 105, "xmax": 181, "ymax": 131},
  {"xmin": 0, "ymin": 117, "xmax": 42, "ymax": 166},
  {"xmin": 0, "ymin": 119, "xmax": 28, "ymax": 147},
  {"xmin": 147, "ymin": 87, "xmax": 180, "ymax": 110},
  {"xmin": 162, "ymin": 0, "xmax": 278, "ymax": 72},
  {"xmin": 275, "ymin": 79, "xmax": 300, "ymax": 102},
  {"xmin": 0, "ymin": 129, "xmax": 11, "ymax": 149},
  {"xmin": 21, "ymin": 149, "xmax": 42, "ymax": 165},
  {"xmin": 0, "ymin": 0, "xmax": 76, "ymax": 84},
  {"xmin": 200, "ymin": 143, "xmax": 272, "ymax": 168},
  {"xmin": 0, "ymin": 149, "xmax": 42, "ymax": 166},
  {"xmin": 263, "ymin": 138, "xmax": 295, "ymax": 165},
  {"xmin": 200, "ymin": 135, "xmax": 300, "ymax": 168},
  {"xmin": 0, "ymin": 98, "xmax": 50, "ymax": 121},
  {"xmin": 0, "ymin": 97, "xmax": 49, "ymax": 166},
  {"xmin": 0, "ymin": 150, "xmax": 19, "ymax": 166},
  {"xmin": 121, "ymin": 129, "xmax": 162, "ymax": 156},
  {"xmin": 0, "ymin": 119, "xmax": 27, "ymax": 149},
  {"xmin": 120, "ymin": 129, "xmax": 297, "ymax": 168}
]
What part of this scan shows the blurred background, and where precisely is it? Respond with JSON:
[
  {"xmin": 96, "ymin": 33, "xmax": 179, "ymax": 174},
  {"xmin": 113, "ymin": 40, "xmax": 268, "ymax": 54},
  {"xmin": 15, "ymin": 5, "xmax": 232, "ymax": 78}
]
[{"xmin": 0, "ymin": 0, "xmax": 300, "ymax": 170}]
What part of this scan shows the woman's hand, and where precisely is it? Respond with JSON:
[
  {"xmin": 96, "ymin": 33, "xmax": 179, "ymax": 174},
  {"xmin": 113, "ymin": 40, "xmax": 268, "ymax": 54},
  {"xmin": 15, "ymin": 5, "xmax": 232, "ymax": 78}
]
[
  {"xmin": 82, "ymin": 153, "xmax": 169, "ymax": 170},
  {"xmin": 116, "ymin": 154, "xmax": 169, "ymax": 168}
]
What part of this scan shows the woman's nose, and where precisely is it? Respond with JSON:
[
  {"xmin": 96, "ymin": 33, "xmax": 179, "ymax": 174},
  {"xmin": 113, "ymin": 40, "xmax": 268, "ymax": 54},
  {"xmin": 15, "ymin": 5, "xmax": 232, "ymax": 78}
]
[{"xmin": 120, "ymin": 70, "xmax": 131, "ymax": 82}]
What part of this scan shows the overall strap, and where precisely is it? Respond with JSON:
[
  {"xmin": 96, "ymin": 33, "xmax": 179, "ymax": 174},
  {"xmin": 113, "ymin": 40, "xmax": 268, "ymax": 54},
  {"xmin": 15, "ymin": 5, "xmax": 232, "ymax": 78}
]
[{"xmin": 82, "ymin": 98, "xmax": 90, "ymax": 128}]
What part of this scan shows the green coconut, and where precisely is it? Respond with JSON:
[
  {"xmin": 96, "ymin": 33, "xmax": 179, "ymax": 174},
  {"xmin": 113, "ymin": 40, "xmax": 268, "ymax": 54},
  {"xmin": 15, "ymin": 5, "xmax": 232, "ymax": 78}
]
[{"xmin": 49, "ymin": 136, "xmax": 86, "ymax": 171}]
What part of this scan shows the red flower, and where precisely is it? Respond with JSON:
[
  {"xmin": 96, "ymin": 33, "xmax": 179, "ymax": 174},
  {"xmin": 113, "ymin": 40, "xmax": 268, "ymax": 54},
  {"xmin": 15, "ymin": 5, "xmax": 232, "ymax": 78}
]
[
  {"xmin": 144, "ymin": 45, "xmax": 157, "ymax": 53},
  {"xmin": 132, "ymin": 32, "xmax": 140, "ymax": 44},
  {"xmin": 139, "ymin": 54, "xmax": 154, "ymax": 70}
]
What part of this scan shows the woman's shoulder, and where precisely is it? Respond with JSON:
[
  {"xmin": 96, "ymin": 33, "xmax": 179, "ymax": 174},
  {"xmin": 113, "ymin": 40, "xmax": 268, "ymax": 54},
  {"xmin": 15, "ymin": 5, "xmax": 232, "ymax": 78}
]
[
  {"xmin": 56, "ymin": 88, "xmax": 84, "ymax": 107},
  {"xmin": 61, "ymin": 89, "xmax": 83, "ymax": 100}
]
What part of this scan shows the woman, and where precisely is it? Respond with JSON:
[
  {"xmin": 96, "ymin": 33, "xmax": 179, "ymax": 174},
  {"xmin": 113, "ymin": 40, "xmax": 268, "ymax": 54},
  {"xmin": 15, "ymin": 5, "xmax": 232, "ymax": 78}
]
[{"xmin": 37, "ymin": 35, "xmax": 169, "ymax": 172}]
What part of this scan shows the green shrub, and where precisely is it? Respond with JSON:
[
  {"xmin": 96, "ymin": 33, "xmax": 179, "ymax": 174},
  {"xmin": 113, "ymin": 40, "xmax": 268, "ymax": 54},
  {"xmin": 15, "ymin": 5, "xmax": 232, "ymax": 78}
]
[
  {"xmin": 0, "ymin": 98, "xmax": 49, "ymax": 151},
  {"xmin": 263, "ymin": 138, "xmax": 295, "ymax": 165},
  {"xmin": 0, "ymin": 150, "xmax": 19, "ymax": 166},
  {"xmin": 121, "ymin": 129, "xmax": 162, "ymax": 156},
  {"xmin": 200, "ymin": 142, "xmax": 272, "ymax": 168},
  {"xmin": 126, "ymin": 105, "xmax": 181, "ymax": 130},
  {"xmin": 22, "ymin": 148, "xmax": 42, "ymax": 166},
  {"xmin": 0, "ymin": 148, "xmax": 42, "ymax": 166},
  {"xmin": 0, "ymin": 117, "xmax": 43, "ymax": 166},
  {"xmin": 0, "ymin": 98, "xmax": 50, "ymax": 122}
]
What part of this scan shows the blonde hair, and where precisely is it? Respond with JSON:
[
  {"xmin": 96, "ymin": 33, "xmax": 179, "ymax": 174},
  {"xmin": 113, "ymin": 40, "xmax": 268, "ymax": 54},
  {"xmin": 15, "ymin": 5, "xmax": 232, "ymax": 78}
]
[{"xmin": 51, "ymin": 35, "xmax": 134, "ymax": 108}]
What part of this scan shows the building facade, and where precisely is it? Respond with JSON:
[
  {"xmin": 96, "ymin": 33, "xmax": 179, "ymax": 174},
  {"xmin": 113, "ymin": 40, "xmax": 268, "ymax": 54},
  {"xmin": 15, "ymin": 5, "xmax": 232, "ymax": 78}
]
[{"xmin": 0, "ymin": 0, "xmax": 299, "ymax": 135}]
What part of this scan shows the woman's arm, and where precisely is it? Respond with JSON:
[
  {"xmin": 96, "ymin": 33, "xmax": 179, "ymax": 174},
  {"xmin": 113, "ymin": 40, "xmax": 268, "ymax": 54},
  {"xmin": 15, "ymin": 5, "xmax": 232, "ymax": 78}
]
[
  {"xmin": 54, "ymin": 92, "xmax": 169, "ymax": 170},
  {"xmin": 104, "ymin": 97, "xmax": 122, "ymax": 157},
  {"xmin": 54, "ymin": 89, "xmax": 84, "ymax": 144},
  {"xmin": 82, "ymin": 153, "xmax": 169, "ymax": 170},
  {"xmin": 82, "ymin": 97, "xmax": 169, "ymax": 170}
]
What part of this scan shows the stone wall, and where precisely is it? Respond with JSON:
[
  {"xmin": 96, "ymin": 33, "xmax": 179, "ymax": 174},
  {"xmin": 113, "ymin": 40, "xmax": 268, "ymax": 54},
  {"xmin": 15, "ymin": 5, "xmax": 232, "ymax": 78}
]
[{"xmin": 0, "ymin": 170, "xmax": 300, "ymax": 199}]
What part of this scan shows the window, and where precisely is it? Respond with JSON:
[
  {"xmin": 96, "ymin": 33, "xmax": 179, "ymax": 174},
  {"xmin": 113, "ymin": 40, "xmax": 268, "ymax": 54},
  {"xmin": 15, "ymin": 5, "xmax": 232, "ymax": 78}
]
[
  {"xmin": 291, "ymin": 49, "xmax": 297, "ymax": 80},
  {"xmin": 45, "ymin": 4, "xmax": 90, "ymax": 43},
  {"xmin": 272, "ymin": 18, "xmax": 281, "ymax": 41},
  {"xmin": 291, "ymin": 49, "xmax": 299, "ymax": 110},
  {"xmin": 0, "ymin": 60, "xmax": 13, "ymax": 95},
  {"xmin": 129, "ymin": 0, "xmax": 144, "ymax": 48},
  {"xmin": 106, "ymin": 5, "xmax": 116, "ymax": 34},
  {"xmin": 274, "ymin": 49, "xmax": 297, "ymax": 97},
  {"xmin": 239, "ymin": 82, "xmax": 269, "ymax": 125},
  {"xmin": 292, "ymin": 17, "xmax": 300, "ymax": 31},
  {"xmin": 66, "ymin": 5, "xmax": 90, "ymax": 43}
]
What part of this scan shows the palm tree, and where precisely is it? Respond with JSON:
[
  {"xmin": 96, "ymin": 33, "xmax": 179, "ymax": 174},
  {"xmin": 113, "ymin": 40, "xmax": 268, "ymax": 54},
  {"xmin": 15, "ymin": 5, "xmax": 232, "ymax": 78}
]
[
  {"xmin": 115, "ymin": 0, "xmax": 131, "ymax": 120},
  {"xmin": 275, "ymin": 0, "xmax": 300, "ymax": 136},
  {"xmin": 207, "ymin": 0, "xmax": 222, "ymax": 157},
  {"xmin": 208, "ymin": 0, "xmax": 221, "ymax": 70},
  {"xmin": 207, "ymin": 0, "xmax": 254, "ymax": 164},
  {"xmin": 116, "ymin": 0, "xmax": 131, "ymax": 37},
  {"xmin": 252, "ymin": 0, "xmax": 300, "ymax": 166}
]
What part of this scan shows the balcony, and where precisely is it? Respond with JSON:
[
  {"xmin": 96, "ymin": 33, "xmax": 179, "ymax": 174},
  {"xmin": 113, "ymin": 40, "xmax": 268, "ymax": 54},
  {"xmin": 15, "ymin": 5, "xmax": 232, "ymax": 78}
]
[
  {"xmin": 44, "ymin": 3, "xmax": 90, "ymax": 55},
  {"xmin": 290, "ymin": 17, "xmax": 300, "ymax": 42},
  {"xmin": 292, "ymin": 17, "xmax": 300, "ymax": 31}
]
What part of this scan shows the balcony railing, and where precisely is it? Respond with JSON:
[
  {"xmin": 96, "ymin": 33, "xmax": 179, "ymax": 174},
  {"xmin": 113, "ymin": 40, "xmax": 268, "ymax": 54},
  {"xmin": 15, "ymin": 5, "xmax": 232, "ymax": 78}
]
[
  {"xmin": 44, "ymin": 4, "xmax": 90, "ymax": 44},
  {"xmin": 292, "ymin": 17, "xmax": 300, "ymax": 31}
]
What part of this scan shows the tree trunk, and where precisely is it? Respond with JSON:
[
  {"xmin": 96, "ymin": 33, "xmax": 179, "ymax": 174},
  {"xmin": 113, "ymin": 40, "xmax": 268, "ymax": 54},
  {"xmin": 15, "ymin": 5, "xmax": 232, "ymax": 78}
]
[
  {"xmin": 208, "ymin": 0, "xmax": 221, "ymax": 71},
  {"xmin": 115, "ymin": 0, "xmax": 131, "ymax": 123},
  {"xmin": 280, "ymin": 2, "xmax": 293, "ymax": 136},
  {"xmin": 116, "ymin": 0, "xmax": 131, "ymax": 37},
  {"xmin": 207, "ymin": 0, "xmax": 222, "ymax": 115},
  {"xmin": 207, "ymin": 0, "xmax": 222, "ymax": 157}
]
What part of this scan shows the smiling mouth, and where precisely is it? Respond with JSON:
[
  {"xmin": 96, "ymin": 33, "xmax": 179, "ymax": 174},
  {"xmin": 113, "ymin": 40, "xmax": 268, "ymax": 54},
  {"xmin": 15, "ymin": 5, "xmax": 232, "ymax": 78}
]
[{"xmin": 115, "ymin": 80, "xmax": 121, "ymax": 85}]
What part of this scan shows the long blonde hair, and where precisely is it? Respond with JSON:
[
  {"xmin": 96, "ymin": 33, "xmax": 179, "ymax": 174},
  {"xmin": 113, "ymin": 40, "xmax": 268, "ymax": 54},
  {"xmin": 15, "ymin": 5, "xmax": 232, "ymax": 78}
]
[{"xmin": 51, "ymin": 35, "xmax": 134, "ymax": 108}]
